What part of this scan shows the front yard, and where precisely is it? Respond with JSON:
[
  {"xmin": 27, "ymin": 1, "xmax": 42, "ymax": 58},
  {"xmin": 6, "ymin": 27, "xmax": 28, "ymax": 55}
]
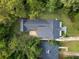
[
  {"xmin": 40, "ymin": 12, "xmax": 79, "ymax": 36},
  {"xmin": 64, "ymin": 56, "xmax": 79, "ymax": 59},
  {"xmin": 60, "ymin": 41, "xmax": 79, "ymax": 52}
]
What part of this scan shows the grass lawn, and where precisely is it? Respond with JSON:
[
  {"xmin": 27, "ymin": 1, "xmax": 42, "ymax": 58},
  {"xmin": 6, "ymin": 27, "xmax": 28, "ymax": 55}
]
[
  {"xmin": 64, "ymin": 56, "xmax": 79, "ymax": 59},
  {"xmin": 60, "ymin": 41, "xmax": 79, "ymax": 52},
  {"xmin": 39, "ymin": 12, "xmax": 79, "ymax": 36}
]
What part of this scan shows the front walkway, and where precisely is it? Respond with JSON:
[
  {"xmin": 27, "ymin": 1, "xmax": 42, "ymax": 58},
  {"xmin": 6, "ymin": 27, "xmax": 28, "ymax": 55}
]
[
  {"xmin": 62, "ymin": 52, "xmax": 79, "ymax": 56},
  {"xmin": 56, "ymin": 37, "xmax": 79, "ymax": 41}
]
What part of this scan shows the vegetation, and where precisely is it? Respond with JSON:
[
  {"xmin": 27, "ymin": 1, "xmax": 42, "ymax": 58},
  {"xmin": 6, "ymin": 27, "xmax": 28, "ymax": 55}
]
[
  {"xmin": 60, "ymin": 41, "xmax": 79, "ymax": 52},
  {"xmin": 0, "ymin": 0, "xmax": 79, "ymax": 59},
  {"xmin": 48, "ymin": 40, "xmax": 60, "ymax": 46},
  {"xmin": 0, "ymin": 15, "xmax": 41, "ymax": 59},
  {"xmin": 64, "ymin": 56, "xmax": 79, "ymax": 59}
]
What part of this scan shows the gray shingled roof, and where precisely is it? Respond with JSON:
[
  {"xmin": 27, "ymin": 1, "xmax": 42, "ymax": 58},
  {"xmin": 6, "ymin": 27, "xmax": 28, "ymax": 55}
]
[
  {"xmin": 20, "ymin": 19, "xmax": 61, "ymax": 39},
  {"xmin": 40, "ymin": 41, "xmax": 59, "ymax": 59}
]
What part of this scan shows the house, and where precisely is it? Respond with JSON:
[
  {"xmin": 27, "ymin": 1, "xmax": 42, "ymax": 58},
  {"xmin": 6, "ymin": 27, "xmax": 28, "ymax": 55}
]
[
  {"xmin": 20, "ymin": 18, "xmax": 67, "ymax": 59},
  {"xmin": 20, "ymin": 18, "xmax": 67, "ymax": 40}
]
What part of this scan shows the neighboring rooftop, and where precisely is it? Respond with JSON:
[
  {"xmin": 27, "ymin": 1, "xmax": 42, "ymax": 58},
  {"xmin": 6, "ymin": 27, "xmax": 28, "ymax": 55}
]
[{"xmin": 39, "ymin": 41, "xmax": 59, "ymax": 59}]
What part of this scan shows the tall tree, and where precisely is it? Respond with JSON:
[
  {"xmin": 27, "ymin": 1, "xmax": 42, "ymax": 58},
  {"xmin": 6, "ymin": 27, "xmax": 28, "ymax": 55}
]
[
  {"xmin": 46, "ymin": 0, "xmax": 57, "ymax": 13},
  {"xmin": 8, "ymin": 32, "xmax": 41, "ymax": 59},
  {"xmin": 27, "ymin": 0, "xmax": 43, "ymax": 19},
  {"xmin": 0, "ymin": 0, "xmax": 26, "ymax": 18}
]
